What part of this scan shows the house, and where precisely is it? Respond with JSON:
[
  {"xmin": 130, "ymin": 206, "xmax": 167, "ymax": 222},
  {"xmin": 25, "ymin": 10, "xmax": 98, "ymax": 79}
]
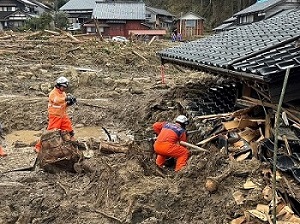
[
  {"xmin": 85, "ymin": 1, "xmax": 147, "ymax": 38},
  {"xmin": 176, "ymin": 12, "xmax": 205, "ymax": 39},
  {"xmin": 214, "ymin": 0, "xmax": 300, "ymax": 32},
  {"xmin": 0, "ymin": 0, "xmax": 50, "ymax": 30},
  {"xmin": 234, "ymin": 0, "xmax": 300, "ymax": 25},
  {"xmin": 30, "ymin": 0, "xmax": 51, "ymax": 15},
  {"xmin": 158, "ymin": 8, "xmax": 300, "ymax": 105},
  {"xmin": 59, "ymin": 0, "xmax": 103, "ymax": 26},
  {"xmin": 145, "ymin": 6, "xmax": 175, "ymax": 30},
  {"xmin": 60, "ymin": 0, "xmax": 169, "ymax": 38},
  {"xmin": 213, "ymin": 16, "xmax": 236, "ymax": 33}
]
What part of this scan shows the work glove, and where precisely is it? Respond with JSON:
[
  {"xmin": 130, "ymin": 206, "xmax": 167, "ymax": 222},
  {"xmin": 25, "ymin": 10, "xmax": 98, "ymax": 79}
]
[{"xmin": 65, "ymin": 94, "xmax": 77, "ymax": 106}]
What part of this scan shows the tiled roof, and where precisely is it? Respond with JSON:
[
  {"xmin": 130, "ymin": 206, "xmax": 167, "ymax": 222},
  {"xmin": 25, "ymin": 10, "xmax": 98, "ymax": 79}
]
[
  {"xmin": 0, "ymin": 11, "xmax": 14, "ymax": 20},
  {"xmin": 60, "ymin": 0, "xmax": 102, "ymax": 11},
  {"xmin": 158, "ymin": 8, "xmax": 300, "ymax": 83},
  {"xmin": 234, "ymin": 0, "xmax": 283, "ymax": 16},
  {"xmin": 146, "ymin": 6, "xmax": 175, "ymax": 17},
  {"xmin": 213, "ymin": 22, "xmax": 234, "ymax": 31},
  {"xmin": 93, "ymin": 2, "xmax": 145, "ymax": 20},
  {"xmin": 17, "ymin": 0, "xmax": 37, "ymax": 6}
]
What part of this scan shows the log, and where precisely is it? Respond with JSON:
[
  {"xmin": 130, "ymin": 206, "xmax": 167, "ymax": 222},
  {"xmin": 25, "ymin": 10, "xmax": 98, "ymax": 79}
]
[
  {"xmin": 44, "ymin": 29, "xmax": 60, "ymax": 35},
  {"xmin": 180, "ymin": 141, "xmax": 209, "ymax": 152},
  {"xmin": 64, "ymin": 31, "xmax": 81, "ymax": 42},
  {"xmin": 0, "ymin": 35, "xmax": 15, "ymax": 40},
  {"xmin": 100, "ymin": 141, "xmax": 129, "ymax": 154},
  {"xmin": 193, "ymin": 112, "xmax": 233, "ymax": 120},
  {"xmin": 93, "ymin": 18, "xmax": 103, "ymax": 41},
  {"xmin": 205, "ymin": 166, "xmax": 233, "ymax": 193},
  {"xmin": 148, "ymin": 36, "xmax": 156, "ymax": 45},
  {"xmin": 132, "ymin": 50, "xmax": 147, "ymax": 61}
]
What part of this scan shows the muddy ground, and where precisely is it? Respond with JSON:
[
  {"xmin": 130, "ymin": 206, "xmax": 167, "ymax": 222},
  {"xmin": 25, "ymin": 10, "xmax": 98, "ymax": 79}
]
[{"xmin": 0, "ymin": 32, "xmax": 288, "ymax": 224}]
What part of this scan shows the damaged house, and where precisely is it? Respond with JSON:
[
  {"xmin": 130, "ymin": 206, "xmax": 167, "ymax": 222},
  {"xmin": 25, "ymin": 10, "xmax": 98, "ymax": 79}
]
[
  {"xmin": 214, "ymin": 0, "xmax": 300, "ymax": 32},
  {"xmin": 157, "ymin": 7, "xmax": 300, "ymax": 221}
]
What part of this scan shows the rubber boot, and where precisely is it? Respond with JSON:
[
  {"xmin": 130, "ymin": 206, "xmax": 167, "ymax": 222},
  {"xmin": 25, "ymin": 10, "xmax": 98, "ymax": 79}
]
[{"xmin": 0, "ymin": 145, "xmax": 7, "ymax": 157}]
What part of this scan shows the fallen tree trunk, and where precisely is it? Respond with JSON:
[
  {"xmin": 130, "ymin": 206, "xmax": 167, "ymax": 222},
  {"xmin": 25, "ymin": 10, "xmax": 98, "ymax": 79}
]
[{"xmin": 100, "ymin": 141, "xmax": 130, "ymax": 154}]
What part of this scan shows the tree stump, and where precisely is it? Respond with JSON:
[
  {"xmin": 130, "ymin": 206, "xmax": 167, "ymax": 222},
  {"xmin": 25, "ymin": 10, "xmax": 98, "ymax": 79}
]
[{"xmin": 37, "ymin": 130, "xmax": 83, "ymax": 173}]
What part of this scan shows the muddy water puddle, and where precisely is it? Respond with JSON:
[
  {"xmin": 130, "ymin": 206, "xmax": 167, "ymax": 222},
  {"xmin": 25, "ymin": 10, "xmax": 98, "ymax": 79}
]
[{"xmin": 5, "ymin": 126, "xmax": 130, "ymax": 147}]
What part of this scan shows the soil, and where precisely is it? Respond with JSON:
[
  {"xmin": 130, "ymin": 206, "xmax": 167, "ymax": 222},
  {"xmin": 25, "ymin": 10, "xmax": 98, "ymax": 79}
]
[{"xmin": 0, "ymin": 32, "xmax": 281, "ymax": 224}]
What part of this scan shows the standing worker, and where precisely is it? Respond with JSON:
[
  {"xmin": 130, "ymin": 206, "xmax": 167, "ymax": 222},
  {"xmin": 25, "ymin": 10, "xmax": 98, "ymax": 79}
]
[
  {"xmin": 35, "ymin": 76, "xmax": 77, "ymax": 152},
  {"xmin": 153, "ymin": 115, "xmax": 189, "ymax": 171}
]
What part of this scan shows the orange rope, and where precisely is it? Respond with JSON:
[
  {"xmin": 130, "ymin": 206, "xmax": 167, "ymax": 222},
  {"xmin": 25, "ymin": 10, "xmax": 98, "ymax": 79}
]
[{"xmin": 160, "ymin": 65, "xmax": 165, "ymax": 84}]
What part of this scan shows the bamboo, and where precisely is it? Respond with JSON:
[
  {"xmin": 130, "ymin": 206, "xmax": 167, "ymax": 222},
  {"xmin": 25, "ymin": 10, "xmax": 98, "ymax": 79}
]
[{"xmin": 272, "ymin": 67, "xmax": 290, "ymax": 224}]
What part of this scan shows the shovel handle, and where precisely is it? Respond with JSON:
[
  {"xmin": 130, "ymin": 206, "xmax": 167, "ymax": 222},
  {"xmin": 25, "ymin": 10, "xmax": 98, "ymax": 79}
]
[{"xmin": 180, "ymin": 141, "xmax": 209, "ymax": 153}]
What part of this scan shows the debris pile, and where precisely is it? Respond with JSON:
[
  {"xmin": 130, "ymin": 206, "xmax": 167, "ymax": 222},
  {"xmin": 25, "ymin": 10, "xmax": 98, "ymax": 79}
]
[{"xmin": 192, "ymin": 94, "xmax": 300, "ymax": 223}]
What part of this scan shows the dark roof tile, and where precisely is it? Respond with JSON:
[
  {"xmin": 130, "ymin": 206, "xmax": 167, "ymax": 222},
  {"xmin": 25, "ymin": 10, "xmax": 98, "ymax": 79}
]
[{"xmin": 158, "ymin": 8, "xmax": 300, "ymax": 83}]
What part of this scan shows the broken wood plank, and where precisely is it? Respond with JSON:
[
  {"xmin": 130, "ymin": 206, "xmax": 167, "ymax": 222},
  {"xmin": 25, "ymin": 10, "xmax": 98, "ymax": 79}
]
[
  {"xmin": 132, "ymin": 50, "xmax": 147, "ymax": 61},
  {"xmin": 292, "ymin": 123, "xmax": 300, "ymax": 130},
  {"xmin": 148, "ymin": 36, "xmax": 156, "ymax": 45},
  {"xmin": 265, "ymin": 112, "xmax": 271, "ymax": 138},
  {"xmin": 93, "ymin": 18, "xmax": 103, "ymax": 41},
  {"xmin": 196, "ymin": 134, "xmax": 219, "ymax": 146},
  {"xmin": 194, "ymin": 106, "xmax": 258, "ymax": 121},
  {"xmin": 222, "ymin": 119, "xmax": 258, "ymax": 130},
  {"xmin": 238, "ymin": 128, "xmax": 260, "ymax": 142},
  {"xmin": 63, "ymin": 31, "xmax": 81, "ymax": 42},
  {"xmin": 282, "ymin": 135, "xmax": 292, "ymax": 155},
  {"xmin": 242, "ymin": 96, "xmax": 300, "ymax": 125},
  {"xmin": 193, "ymin": 112, "xmax": 233, "ymax": 120},
  {"xmin": 44, "ymin": 29, "xmax": 60, "ymax": 35},
  {"xmin": 100, "ymin": 141, "xmax": 129, "ymax": 154}
]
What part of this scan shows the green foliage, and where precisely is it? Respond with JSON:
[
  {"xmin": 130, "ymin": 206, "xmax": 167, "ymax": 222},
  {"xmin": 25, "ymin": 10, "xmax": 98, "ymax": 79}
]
[
  {"xmin": 23, "ymin": 12, "xmax": 53, "ymax": 31},
  {"xmin": 54, "ymin": 0, "xmax": 69, "ymax": 11},
  {"xmin": 143, "ymin": 0, "xmax": 256, "ymax": 29},
  {"xmin": 54, "ymin": 11, "xmax": 68, "ymax": 29}
]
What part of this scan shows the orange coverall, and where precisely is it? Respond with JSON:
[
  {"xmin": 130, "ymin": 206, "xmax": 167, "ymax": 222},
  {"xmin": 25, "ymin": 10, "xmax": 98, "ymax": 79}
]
[
  {"xmin": 46, "ymin": 87, "xmax": 73, "ymax": 132},
  {"xmin": 153, "ymin": 122, "xmax": 189, "ymax": 171},
  {"xmin": 35, "ymin": 87, "xmax": 73, "ymax": 151}
]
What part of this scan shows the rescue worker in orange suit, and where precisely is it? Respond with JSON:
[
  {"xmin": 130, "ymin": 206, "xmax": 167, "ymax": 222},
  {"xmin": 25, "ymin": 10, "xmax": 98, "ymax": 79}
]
[
  {"xmin": 35, "ymin": 76, "xmax": 77, "ymax": 152},
  {"xmin": 153, "ymin": 115, "xmax": 189, "ymax": 171}
]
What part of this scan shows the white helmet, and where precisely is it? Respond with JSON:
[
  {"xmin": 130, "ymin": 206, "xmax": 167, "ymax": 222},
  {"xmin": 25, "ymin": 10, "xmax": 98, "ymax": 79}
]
[
  {"xmin": 175, "ymin": 115, "xmax": 189, "ymax": 125},
  {"xmin": 56, "ymin": 76, "xmax": 69, "ymax": 88}
]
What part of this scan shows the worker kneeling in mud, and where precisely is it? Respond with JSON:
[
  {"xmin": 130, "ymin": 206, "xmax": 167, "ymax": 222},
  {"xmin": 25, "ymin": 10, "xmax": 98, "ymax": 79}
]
[
  {"xmin": 35, "ymin": 76, "xmax": 77, "ymax": 152},
  {"xmin": 153, "ymin": 115, "xmax": 189, "ymax": 171}
]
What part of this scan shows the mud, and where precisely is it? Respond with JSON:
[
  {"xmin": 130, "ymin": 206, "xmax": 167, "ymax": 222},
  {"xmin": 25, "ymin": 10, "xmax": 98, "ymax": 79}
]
[{"xmin": 0, "ymin": 32, "xmax": 279, "ymax": 224}]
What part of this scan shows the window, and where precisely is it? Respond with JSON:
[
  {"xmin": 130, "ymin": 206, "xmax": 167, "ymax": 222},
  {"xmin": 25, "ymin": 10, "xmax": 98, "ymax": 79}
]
[{"xmin": 186, "ymin": 20, "xmax": 196, "ymax": 27}]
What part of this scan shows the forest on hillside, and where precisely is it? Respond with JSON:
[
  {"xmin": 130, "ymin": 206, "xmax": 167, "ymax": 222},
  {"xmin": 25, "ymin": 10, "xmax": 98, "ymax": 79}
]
[
  {"xmin": 144, "ymin": 0, "xmax": 257, "ymax": 28},
  {"xmin": 45, "ymin": 0, "xmax": 257, "ymax": 29}
]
